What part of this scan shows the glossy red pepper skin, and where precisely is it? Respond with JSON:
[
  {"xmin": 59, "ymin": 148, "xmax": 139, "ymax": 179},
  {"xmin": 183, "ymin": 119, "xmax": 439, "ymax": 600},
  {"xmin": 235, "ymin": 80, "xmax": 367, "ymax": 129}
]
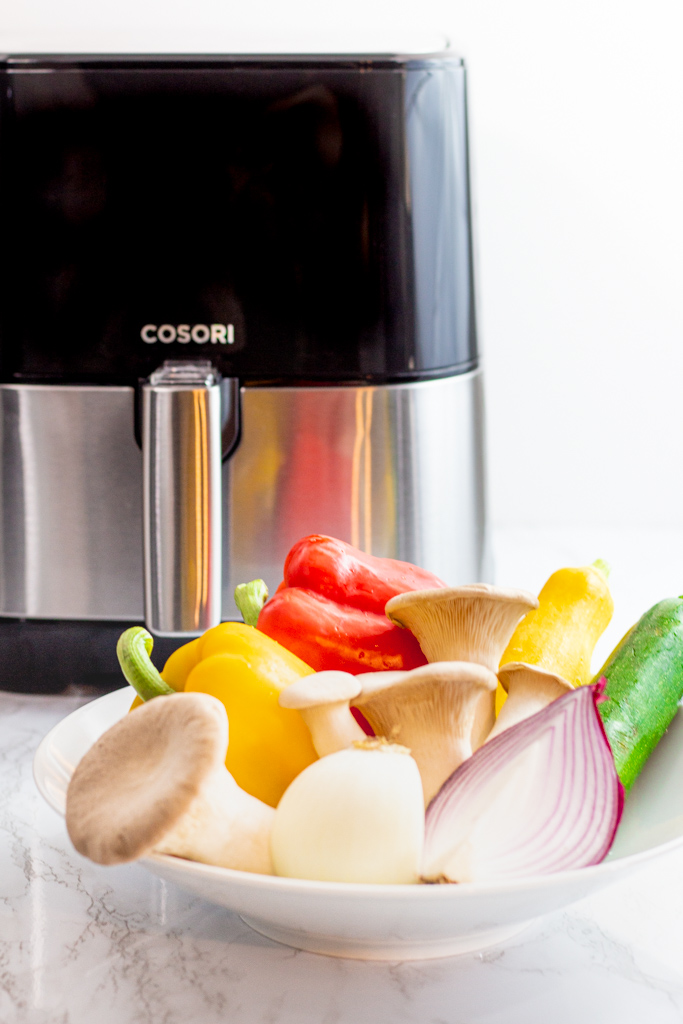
[
  {"xmin": 257, "ymin": 587, "xmax": 429, "ymax": 674},
  {"xmin": 256, "ymin": 535, "xmax": 447, "ymax": 675},
  {"xmin": 282, "ymin": 535, "xmax": 446, "ymax": 614}
]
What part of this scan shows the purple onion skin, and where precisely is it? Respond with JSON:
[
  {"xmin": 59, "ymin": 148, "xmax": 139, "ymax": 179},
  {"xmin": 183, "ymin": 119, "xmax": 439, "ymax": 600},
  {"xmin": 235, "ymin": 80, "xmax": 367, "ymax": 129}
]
[{"xmin": 423, "ymin": 683, "xmax": 624, "ymax": 883}]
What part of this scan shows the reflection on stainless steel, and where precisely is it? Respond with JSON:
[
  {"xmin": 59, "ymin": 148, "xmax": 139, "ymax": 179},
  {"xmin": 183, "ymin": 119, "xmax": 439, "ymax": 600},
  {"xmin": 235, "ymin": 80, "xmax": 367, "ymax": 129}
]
[
  {"xmin": 142, "ymin": 362, "xmax": 222, "ymax": 636},
  {"xmin": 0, "ymin": 385, "xmax": 144, "ymax": 619},
  {"xmin": 0, "ymin": 373, "xmax": 488, "ymax": 628},
  {"xmin": 226, "ymin": 372, "xmax": 490, "ymax": 601}
]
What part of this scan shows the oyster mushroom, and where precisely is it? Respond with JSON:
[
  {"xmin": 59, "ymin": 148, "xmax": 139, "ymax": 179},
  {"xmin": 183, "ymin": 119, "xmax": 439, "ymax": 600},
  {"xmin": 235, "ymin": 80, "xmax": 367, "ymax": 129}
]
[
  {"xmin": 385, "ymin": 585, "xmax": 539, "ymax": 746},
  {"xmin": 486, "ymin": 662, "xmax": 574, "ymax": 742},
  {"xmin": 385, "ymin": 585, "xmax": 539, "ymax": 669},
  {"xmin": 353, "ymin": 661, "xmax": 499, "ymax": 804},
  {"xmin": 66, "ymin": 691, "xmax": 274, "ymax": 874},
  {"xmin": 278, "ymin": 671, "xmax": 365, "ymax": 757}
]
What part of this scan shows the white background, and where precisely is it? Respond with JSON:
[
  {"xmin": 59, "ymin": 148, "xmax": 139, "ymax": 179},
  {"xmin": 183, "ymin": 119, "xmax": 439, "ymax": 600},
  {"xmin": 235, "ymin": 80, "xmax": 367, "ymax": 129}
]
[{"xmin": 2, "ymin": 0, "xmax": 683, "ymax": 656}]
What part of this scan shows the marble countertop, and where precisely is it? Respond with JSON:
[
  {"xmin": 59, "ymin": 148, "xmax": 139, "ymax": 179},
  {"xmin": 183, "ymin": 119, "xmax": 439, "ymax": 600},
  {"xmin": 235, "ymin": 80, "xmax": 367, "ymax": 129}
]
[{"xmin": 4, "ymin": 528, "xmax": 683, "ymax": 1023}]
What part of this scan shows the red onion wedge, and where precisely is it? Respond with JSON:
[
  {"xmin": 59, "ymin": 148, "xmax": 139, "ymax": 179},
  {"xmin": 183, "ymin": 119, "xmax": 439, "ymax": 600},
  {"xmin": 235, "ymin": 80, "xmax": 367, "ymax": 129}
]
[{"xmin": 422, "ymin": 682, "xmax": 624, "ymax": 883}]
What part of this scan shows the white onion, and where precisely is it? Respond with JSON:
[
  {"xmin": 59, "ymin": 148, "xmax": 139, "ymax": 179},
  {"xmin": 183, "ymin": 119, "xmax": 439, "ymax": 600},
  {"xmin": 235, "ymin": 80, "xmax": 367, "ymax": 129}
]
[{"xmin": 271, "ymin": 740, "xmax": 424, "ymax": 884}]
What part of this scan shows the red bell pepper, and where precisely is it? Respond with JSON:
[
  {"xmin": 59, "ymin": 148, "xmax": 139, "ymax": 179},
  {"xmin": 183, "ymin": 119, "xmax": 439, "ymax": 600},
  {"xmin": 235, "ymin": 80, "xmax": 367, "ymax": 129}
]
[
  {"xmin": 253, "ymin": 535, "xmax": 447, "ymax": 675},
  {"xmin": 281, "ymin": 535, "xmax": 446, "ymax": 615}
]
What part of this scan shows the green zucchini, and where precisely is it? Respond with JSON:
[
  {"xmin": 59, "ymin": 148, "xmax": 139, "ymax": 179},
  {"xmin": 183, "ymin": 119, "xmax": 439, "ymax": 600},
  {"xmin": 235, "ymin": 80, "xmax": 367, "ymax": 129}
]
[{"xmin": 594, "ymin": 596, "xmax": 683, "ymax": 793}]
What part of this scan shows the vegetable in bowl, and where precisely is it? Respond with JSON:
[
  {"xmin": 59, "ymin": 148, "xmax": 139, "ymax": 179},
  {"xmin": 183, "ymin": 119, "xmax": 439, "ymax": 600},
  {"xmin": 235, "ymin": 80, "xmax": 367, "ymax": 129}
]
[{"xmin": 61, "ymin": 536, "xmax": 683, "ymax": 889}]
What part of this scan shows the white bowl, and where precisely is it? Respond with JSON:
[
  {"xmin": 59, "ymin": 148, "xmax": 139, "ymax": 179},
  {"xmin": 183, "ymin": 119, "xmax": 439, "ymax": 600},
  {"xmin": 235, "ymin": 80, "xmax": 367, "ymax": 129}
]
[{"xmin": 33, "ymin": 687, "xmax": 683, "ymax": 961}]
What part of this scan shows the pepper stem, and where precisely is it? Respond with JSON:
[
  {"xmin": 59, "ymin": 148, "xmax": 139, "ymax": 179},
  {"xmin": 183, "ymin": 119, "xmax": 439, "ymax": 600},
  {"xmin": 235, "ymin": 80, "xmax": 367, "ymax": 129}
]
[
  {"xmin": 116, "ymin": 627, "xmax": 175, "ymax": 701},
  {"xmin": 591, "ymin": 558, "xmax": 611, "ymax": 580},
  {"xmin": 234, "ymin": 579, "xmax": 269, "ymax": 626}
]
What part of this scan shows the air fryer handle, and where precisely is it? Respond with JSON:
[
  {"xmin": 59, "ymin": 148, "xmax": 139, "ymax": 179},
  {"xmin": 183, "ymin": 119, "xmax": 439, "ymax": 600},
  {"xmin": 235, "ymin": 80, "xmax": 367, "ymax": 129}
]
[{"xmin": 142, "ymin": 360, "xmax": 224, "ymax": 636}]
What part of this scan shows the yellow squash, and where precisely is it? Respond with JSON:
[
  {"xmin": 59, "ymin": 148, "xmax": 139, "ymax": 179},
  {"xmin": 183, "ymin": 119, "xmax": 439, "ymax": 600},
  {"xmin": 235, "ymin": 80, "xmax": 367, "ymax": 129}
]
[{"xmin": 496, "ymin": 560, "xmax": 614, "ymax": 713}]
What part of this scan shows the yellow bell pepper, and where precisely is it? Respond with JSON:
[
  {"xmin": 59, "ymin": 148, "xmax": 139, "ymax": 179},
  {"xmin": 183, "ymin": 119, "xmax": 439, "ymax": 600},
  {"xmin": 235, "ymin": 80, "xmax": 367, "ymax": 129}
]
[
  {"xmin": 120, "ymin": 623, "xmax": 318, "ymax": 807},
  {"xmin": 496, "ymin": 559, "xmax": 614, "ymax": 713}
]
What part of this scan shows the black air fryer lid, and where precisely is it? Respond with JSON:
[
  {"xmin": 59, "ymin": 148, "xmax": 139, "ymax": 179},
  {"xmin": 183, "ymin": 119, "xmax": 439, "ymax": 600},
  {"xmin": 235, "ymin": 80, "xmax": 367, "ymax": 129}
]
[{"xmin": 0, "ymin": 53, "xmax": 478, "ymax": 385}]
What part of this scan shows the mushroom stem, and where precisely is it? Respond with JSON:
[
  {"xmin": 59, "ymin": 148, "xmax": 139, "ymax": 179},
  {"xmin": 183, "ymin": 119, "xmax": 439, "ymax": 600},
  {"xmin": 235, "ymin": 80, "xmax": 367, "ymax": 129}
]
[
  {"xmin": 402, "ymin": 728, "xmax": 474, "ymax": 808},
  {"xmin": 354, "ymin": 662, "xmax": 499, "ymax": 805},
  {"xmin": 486, "ymin": 662, "xmax": 573, "ymax": 742},
  {"xmin": 299, "ymin": 703, "xmax": 365, "ymax": 757},
  {"xmin": 470, "ymin": 693, "xmax": 497, "ymax": 751},
  {"xmin": 154, "ymin": 767, "xmax": 274, "ymax": 874},
  {"xmin": 66, "ymin": 692, "xmax": 275, "ymax": 874},
  {"xmin": 278, "ymin": 671, "xmax": 365, "ymax": 757}
]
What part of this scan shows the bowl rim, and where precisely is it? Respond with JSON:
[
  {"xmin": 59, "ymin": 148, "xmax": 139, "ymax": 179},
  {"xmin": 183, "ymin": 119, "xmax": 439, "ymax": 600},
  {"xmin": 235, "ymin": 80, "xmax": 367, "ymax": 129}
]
[{"xmin": 33, "ymin": 685, "xmax": 683, "ymax": 899}]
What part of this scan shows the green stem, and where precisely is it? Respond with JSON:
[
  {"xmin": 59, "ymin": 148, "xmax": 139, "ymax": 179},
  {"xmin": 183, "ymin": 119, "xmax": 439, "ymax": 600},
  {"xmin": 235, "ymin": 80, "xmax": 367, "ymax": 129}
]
[
  {"xmin": 591, "ymin": 558, "xmax": 611, "ymax": 581},
  {"xmin": 116, "ymin": 627, "xmax": 175, "ymax": 701},
  {"xmin": 234, "ymin": 579, "xmax": 269, "ymax": 626}
]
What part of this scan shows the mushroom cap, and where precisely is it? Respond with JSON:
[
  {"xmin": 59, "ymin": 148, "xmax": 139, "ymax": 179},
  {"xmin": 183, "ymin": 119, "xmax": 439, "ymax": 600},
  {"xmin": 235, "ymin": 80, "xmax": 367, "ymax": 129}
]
[
  {"xmin": 66, "ymin": 692, "xmax": 228, "ymax": 865},
  {"xmin": 354, "ymin": 662, "xmax": 499, "ymax": 801},
  {"xmin": 497, "ymin": 661, "xmax": 574, "ymax": 697},
  {"xmin": 279, "ymin": 671, "xmax": 362, "ymax": 710},
  {"xmin": 385, "ymin": 585, "xmax": 539, "ymax": 671},
  {"xmin": 354, "ymin": 661, "xmax": 498, "ymax": 707}
]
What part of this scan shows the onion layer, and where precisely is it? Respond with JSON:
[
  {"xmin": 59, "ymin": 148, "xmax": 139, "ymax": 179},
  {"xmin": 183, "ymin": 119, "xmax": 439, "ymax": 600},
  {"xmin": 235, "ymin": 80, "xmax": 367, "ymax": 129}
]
[{"xmin": 422, "ymin": 683, "xmax": 624, "ymax": 883}]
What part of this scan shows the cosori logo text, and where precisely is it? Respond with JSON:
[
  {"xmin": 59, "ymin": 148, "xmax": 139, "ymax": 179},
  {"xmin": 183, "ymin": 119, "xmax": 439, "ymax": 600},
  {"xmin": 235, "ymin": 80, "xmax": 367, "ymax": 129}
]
[{"xmin": 141, "ymin": 324, "xmax": 235, "ymax": 345}]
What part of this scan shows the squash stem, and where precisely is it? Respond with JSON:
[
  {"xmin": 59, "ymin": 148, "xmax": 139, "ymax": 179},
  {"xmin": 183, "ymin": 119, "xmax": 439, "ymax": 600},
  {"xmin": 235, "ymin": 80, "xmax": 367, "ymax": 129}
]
[
  {"xmin": 116, "ymin": 626, "xmax": 175, "ymax": 701},
  {"xmin": 592, "ymin": 558, "xmax": 611, "ymax": 580}
]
